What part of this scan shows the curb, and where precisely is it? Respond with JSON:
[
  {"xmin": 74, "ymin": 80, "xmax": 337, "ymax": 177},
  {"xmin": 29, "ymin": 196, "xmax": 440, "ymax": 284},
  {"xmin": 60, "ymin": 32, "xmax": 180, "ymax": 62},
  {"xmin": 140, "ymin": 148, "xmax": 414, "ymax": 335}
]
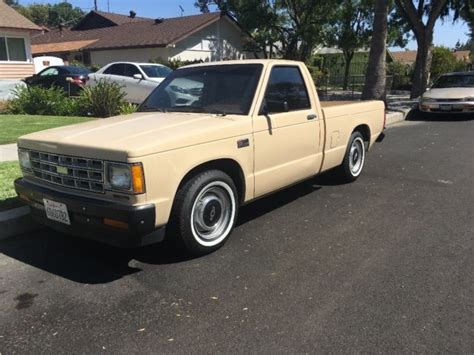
[
  {"xmin": 386, "ymin": 108, "xmax": 412, "ymax": 126},
  {"xmin": 0, "ymin": 206, "xmax": 43, "ymax": 240}
]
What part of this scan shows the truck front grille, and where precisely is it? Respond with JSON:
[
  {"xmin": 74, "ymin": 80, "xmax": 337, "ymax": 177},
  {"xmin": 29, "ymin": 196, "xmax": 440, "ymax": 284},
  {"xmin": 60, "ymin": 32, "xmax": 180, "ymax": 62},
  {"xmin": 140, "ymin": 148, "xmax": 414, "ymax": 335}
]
[{"xmin": 27, "ymin": 150, "xmax": 105, "ymax": 193}]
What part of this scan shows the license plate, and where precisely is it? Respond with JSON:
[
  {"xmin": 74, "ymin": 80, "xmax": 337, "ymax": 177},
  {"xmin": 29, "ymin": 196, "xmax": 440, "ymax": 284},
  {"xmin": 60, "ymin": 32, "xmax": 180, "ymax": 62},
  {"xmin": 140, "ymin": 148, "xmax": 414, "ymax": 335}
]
[
  {"xmin": 440, "ymin": 105, "xmax": 452, "ymax": 111},
  {"xmin": 43, "ymin": 199, "xmax": 70, "ymax": 225}
]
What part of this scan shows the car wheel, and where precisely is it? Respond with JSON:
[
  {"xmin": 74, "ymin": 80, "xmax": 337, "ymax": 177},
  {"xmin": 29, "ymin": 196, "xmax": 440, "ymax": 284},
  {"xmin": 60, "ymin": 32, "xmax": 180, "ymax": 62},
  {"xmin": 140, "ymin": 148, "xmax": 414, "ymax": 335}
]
[
  {"xmin": 171, "ymin": 170, "xmax": 238, "ymax": 255},
  {"xmin": 337, "ymin": 131, "xmax": 366, "ymax": 183}
]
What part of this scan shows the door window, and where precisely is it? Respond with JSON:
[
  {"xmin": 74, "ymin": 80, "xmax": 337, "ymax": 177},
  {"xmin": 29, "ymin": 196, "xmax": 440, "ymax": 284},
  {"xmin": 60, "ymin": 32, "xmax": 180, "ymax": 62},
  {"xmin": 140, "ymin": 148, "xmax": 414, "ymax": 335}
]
[
  {"xmin": 262, "ymin": 66, "xmax": 310, "ymax": 114},
  {"xmin": 124, "ymin": 64, "xmax": 141, "ymax": 77},
  {"xmin": 39, "ymin": 67, "xmax": 59, "ymax": 76},
  {"xmin": 104, "ymin": 64, "xmax": 125, "ymax": 76}
]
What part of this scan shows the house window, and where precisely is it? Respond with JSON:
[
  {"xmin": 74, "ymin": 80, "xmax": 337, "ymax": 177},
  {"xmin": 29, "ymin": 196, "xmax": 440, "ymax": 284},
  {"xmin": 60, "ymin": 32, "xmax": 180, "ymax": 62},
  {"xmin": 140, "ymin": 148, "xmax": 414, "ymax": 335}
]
[{"xmin": 0, "ymin": 37, "xmax": 27, "ymax": 62}]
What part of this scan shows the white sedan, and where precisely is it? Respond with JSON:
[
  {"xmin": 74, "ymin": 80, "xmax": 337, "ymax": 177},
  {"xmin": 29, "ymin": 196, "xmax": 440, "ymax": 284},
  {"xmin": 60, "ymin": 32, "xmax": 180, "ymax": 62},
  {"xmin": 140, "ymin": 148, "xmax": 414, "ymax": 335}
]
[
  {"xmin": 87, "ymin": 62, "xmax": 172, "ymax": 104},
  {"xmin": 419, "ymin": 72, "xmax": 474, "ymax": 115}
]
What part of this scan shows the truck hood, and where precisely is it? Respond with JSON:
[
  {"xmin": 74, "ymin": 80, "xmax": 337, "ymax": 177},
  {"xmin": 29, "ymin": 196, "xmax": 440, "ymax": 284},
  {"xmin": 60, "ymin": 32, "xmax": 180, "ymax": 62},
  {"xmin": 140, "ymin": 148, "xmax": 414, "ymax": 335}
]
[
  {"xmin": 18, "ymin": 112, "xmax": 251, "ymax": 161},
  {"xmin": 422, "ymin": 87, "xmax": 474, "ymax": 100}
]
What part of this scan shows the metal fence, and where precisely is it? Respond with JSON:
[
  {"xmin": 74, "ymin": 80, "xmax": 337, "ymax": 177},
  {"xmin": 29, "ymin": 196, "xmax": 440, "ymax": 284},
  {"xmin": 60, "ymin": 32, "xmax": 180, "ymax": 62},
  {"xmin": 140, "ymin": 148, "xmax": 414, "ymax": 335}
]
[{"xmin": 315, "ymin": 74, "xmax": 397, "ymax": 98}]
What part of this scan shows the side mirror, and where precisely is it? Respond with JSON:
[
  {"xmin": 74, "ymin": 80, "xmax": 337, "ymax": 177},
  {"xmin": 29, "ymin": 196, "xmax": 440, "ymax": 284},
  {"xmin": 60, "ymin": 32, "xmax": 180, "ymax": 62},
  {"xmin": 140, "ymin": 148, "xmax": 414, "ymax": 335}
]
[{"xmin": 133, "ymin": 73, "xmax": 143, "ymax": 80}]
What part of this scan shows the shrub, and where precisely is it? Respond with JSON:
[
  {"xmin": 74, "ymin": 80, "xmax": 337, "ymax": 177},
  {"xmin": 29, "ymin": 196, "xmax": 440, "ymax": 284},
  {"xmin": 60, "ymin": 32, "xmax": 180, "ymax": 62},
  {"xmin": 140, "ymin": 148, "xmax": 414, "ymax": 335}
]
[
  {"xmin": 149, "ymin": 56, "xmax": 203, "ymax": 70},
  {"xmin": 431, "ymin": 47, "xmax": 459, "ymax": 80},
  {"xmin": 7, "ymin": 85, "xmax": 71, "ymax": 115},
  {"xmin": 119, "ymin": 102, "xmax": 138, "ymax": 115},
  {"xmin": 78, "ymin": 79, "xmax": 126, "ymax": 118},
  {"xmin": 387, "ymin": 61, "xmax": 412, "ymax": 90}
]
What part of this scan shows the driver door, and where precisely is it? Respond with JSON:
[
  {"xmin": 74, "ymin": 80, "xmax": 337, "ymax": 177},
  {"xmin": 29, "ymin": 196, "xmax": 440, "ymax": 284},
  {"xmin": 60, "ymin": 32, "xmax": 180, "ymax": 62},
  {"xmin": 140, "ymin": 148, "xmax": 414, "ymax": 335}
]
[{"xmin": 252, "ymin": 65, "xmax": 322, "ymax": 197}]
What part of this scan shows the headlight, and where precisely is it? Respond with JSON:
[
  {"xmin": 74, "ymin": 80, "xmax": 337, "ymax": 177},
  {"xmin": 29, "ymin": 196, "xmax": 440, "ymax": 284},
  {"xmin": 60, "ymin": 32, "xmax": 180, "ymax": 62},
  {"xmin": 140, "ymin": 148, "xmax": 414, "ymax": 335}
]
[
  {"xmin": 18, "ymin": 149, "xmax": 31, "ymax": 171},
  {"xmin": 421, "ymin": 97, "xmax": 436, "ymax": 102},
  {"xmin": 463, "ymin": 96, "xmax": 474, "ymax": 101},
  {"xmin": 106, "ymin": 162, "xmax": 145, "ymax": 194}
]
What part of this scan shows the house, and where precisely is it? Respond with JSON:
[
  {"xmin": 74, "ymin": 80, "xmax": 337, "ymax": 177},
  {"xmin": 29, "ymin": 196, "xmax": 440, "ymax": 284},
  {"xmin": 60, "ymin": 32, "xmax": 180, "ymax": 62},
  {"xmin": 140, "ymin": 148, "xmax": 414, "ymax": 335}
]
[
  {"xmin": 390, "ymin": 50, "xmax": 417, "ymax": 66},
  {"xmin": 31, "ymin": 10, "xmax": 254, "ymax": 66},
  {"xmin": 0, "ymin": 0, "xmax": 41, "ymax": 80},
  {"xmin": 391, "ymin": 49, "xmax": 472, "ymax": 66}
]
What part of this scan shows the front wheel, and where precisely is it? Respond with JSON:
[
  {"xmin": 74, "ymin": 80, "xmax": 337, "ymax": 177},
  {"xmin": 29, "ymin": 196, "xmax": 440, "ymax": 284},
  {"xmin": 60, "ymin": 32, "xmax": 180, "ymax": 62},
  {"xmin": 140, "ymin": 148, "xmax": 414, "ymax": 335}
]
[
  {"xmin": 170, "ymin": 170, "xmax": 238, "ymax": 255},
  {"xmin": 337, "ymin": 131, "xmax": 366, "ymax": 183}
]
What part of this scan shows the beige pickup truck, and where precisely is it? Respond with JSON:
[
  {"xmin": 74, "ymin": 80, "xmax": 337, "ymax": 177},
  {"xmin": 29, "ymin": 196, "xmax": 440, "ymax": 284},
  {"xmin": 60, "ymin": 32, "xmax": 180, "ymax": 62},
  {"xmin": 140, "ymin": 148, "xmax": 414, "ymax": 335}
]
[{"xmin": 15, "ymin": 60, "xmax": 385, "ymax": 255}]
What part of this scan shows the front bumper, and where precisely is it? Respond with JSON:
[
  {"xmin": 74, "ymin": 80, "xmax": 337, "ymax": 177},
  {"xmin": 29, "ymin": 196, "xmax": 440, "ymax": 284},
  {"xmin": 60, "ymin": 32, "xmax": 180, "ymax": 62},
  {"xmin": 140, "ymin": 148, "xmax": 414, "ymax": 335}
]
[
  {"xmin": 419, "ymin": 100, "xmax": 474, "ymax": 114},
  {"xmin": 14, "ymin": 178, "xmax": 165, "ymax": 248}
]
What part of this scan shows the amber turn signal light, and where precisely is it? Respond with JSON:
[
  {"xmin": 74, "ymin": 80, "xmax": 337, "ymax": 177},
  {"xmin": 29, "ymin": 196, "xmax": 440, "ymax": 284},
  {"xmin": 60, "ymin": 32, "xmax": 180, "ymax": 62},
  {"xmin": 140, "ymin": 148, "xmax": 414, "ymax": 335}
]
[
  {"xmin": 131, "ymin": 164, "xmax": 145, "ymax": 194},
  {"xmin": 103, "ymin": 218, "xmax": 129, "ymax": 230}
]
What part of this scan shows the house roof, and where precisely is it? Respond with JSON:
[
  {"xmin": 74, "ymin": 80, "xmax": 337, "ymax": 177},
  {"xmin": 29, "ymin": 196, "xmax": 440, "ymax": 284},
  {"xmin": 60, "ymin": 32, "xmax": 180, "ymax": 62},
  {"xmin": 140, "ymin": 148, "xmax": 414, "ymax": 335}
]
[
  {"xmin": 32, "ymin": 40, "xmax": 99, "ymax": 54},
  {"xmin": 391, "ymin": 50, "xmax": 417, "ymax": 65},
  {"xmin": 454, "ymin": 50, "xmax": 471, "ymax": 62},
  {"xmin": 93, "ymin": 11, "xmax": 150, "ymax": 25},
  {"xmin": 0, "ymin": 1, "xmax": 41, "ymax": 31},
  {"xmin": 32, "ymin": 11, "xmax": 225, "ymax": 54},
  {"xmin": 391, "ymin": 49, "xmax": 472, "ymax": 65}
]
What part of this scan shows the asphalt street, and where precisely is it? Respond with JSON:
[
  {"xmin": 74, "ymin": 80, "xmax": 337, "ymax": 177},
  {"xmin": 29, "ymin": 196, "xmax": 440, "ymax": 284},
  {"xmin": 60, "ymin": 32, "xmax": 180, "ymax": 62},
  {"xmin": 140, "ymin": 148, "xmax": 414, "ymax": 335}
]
[{"xmin": 0, "ymin": 115, "xmax": 473, "ymax": 353}]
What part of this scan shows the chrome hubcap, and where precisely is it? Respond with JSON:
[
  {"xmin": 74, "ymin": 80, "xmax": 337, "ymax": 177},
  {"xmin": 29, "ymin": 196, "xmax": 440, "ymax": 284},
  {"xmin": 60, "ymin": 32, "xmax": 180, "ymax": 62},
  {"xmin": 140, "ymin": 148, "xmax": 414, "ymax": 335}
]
[
  {"xmin": 349, "ymin": 137, "xmax": 365, "ymax": 176},
  {"xmin": 191, "ymin": 182, "xmax": 235, "ymax": 245}
]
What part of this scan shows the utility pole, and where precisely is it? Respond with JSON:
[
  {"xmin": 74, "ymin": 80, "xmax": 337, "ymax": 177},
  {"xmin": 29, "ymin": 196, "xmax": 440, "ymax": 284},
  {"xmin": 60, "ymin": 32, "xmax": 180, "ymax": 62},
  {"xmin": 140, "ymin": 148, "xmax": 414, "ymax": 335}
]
[
  {"xmin": 94, "ymin": 0, "xmax": 98, "ymax": 11},
  {"xmin": 107, "ymin": 0, "xmax": 110, "ymax": 12}
]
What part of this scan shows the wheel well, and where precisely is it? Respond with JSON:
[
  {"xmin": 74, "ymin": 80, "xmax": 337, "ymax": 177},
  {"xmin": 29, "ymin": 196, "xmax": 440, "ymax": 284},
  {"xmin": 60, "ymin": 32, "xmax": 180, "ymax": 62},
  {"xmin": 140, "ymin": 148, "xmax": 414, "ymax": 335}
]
[
  {"xmin": 353, "ymin": 124, "xmax": 371, "ymax": 149},
  {"xmin": 178, "ymin": 159, "xmax": 246, "ymax": 204}
]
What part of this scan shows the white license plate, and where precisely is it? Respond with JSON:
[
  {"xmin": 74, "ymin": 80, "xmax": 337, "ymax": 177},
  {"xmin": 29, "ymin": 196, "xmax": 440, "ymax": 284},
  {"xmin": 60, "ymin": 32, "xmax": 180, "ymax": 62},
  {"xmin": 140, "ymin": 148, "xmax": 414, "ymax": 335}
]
[
  {"xmin": 43, "ymin": 199, "xmax": 70, "ymax": 225},
  {"xmin": 440, "ymin": 105, "xmax": 452, "ymax": 111}
]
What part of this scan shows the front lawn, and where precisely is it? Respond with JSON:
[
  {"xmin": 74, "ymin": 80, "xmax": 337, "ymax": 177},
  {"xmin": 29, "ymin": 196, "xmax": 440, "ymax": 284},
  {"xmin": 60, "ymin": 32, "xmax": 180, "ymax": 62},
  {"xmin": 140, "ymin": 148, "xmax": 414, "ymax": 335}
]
[
  {"xmin": 0, "ymin": 115, "xmax": 94, "ymax": 145},
  {"xmin": 0, "ymin": 161, "xmax": 22, "ymax": 211}
]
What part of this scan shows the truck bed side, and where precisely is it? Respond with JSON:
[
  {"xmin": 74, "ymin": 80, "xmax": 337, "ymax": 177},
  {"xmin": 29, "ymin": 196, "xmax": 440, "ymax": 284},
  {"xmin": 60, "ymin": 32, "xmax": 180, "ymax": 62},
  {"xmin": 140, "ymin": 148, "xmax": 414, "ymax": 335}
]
[{"xmin": 320, "ymin": 100, "xmax": 385, "ymax": 172}]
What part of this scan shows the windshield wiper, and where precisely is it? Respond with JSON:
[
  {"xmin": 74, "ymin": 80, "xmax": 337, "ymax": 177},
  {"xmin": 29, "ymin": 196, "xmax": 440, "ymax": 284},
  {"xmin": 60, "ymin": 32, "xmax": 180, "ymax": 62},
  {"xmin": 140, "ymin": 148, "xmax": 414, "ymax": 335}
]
[
  {"xmin": 206, "ymin": 108, "xmax": 227, "ymax": 116},
  {"xmin": 167, "ymin": 106, "xmax": 205, "ymax": 113},
  {"xmin": 138, "ymin": 106, "xmax": 166, "ymax": 113}
]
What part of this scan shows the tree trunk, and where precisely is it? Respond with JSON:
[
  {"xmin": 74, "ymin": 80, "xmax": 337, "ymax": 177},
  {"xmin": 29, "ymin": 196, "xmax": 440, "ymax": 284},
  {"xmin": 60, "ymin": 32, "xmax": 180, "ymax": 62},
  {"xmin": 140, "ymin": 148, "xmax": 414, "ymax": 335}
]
[
  {"xmin": 410, "ymin": 32, "xmax": 433, "ymax": 98},
  {"xmin": 362, "ymin": 0, "xmax": 389, "ymax": 101},
  {"xmin": 342, "ymin": 52, "xmax": 354, "ymax": 91}
]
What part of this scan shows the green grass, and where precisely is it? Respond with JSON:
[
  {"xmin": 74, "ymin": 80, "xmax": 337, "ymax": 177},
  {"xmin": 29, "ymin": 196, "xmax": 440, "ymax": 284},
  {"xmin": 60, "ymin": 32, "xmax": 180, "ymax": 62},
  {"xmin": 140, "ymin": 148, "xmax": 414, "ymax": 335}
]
[
  {"xmin": 0, "ymin": 114, "xmax": 94, "ymax": 145},
  {"xmin": 0, "ymin": 161, "xmax": 23, "ymax": 211}
]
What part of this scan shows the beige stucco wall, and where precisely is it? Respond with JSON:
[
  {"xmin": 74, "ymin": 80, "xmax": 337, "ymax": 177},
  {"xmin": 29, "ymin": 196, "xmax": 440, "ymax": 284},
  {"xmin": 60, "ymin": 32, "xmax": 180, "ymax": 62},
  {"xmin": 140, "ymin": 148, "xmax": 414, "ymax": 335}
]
[
  {"xmin": 0, "ymin": 29, "xmax": 35, "ymax": 79},
  {"xmin": 89, "ymin": 17, "xmax": 250, "ymax": 66}
]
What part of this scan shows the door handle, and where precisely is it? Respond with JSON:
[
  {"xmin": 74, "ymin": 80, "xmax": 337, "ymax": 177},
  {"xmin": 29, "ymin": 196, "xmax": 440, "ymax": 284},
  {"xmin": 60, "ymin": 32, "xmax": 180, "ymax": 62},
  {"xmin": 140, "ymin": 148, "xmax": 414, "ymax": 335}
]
[{"xmin": 307, "ymin": 114, "xmax": 317, "ymax": 120}]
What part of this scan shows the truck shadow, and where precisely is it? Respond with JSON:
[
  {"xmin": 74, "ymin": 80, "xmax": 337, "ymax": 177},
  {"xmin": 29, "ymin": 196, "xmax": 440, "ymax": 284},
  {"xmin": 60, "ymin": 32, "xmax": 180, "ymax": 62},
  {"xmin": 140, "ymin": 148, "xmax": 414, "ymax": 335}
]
[{"xmin": 0, "ymin": 172, "xmax": 339, "ymax": 284}]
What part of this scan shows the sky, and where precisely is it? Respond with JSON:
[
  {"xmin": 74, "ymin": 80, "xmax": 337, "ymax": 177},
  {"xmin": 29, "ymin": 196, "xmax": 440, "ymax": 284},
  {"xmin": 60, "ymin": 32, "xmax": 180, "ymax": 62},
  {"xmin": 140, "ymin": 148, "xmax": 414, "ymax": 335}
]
[{"xmin": 20, "ymin": 0, "xmax": 471, "ymax": 52}]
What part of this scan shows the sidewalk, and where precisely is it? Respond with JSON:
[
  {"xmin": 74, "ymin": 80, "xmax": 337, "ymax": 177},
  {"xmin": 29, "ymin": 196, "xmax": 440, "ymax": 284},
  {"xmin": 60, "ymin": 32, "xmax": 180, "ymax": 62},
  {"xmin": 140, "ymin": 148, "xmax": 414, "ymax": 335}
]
[{"xmin": 0, "ymin": 143, "xmax": 18, "ymax": 162}]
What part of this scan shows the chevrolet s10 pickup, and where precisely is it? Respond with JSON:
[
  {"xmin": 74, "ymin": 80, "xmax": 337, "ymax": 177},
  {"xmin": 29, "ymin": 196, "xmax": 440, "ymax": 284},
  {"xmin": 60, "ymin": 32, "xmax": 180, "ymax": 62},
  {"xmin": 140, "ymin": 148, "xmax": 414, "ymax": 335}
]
[{"xmin": 15, "ymin": 60, "xmax": 385, "ymax": 255}]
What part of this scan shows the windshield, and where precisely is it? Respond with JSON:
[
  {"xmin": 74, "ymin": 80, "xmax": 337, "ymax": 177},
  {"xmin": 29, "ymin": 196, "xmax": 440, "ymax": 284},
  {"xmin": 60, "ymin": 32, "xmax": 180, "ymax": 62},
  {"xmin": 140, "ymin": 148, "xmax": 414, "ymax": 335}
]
[
  {"xmin": 432, "ymin": 74, "xmax": 474, "ymax": 88},
  {"xmin": 140, "ymin": 65, "xmax": 173, "ymax": 78},
  {"xmin": 63, "ymin": 66, "xmax": 91, "ymax": 75},
  {"xmin": 139, "ymin": 64, "xmax": 263, "ymax": 115}
]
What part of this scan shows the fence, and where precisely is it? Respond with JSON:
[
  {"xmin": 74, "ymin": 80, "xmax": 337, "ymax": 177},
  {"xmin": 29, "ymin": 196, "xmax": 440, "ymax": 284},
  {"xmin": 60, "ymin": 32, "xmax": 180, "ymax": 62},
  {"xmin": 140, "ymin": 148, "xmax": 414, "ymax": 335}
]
[{"xmin": 315, "ymin": 74, "xmax": 397, "ymax": 98}]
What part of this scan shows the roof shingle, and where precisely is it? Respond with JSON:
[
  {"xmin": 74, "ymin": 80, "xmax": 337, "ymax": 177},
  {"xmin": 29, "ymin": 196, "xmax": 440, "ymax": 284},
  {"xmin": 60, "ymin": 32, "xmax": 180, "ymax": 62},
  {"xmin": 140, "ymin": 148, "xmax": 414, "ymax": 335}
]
[
  {"xmin": 32, "ymin": 12, "xmax": 223, "ymax": 52},
  {"xmin": 0, "ymin": 1, "xmax": 41, "ymax": 31}
]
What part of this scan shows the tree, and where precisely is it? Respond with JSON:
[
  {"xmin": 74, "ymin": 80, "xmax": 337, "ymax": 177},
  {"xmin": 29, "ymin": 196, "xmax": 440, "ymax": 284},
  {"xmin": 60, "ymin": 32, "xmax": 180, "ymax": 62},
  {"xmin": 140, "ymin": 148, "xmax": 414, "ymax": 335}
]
[
  {"xmin": 362, "ymin": 0, "xmax": 390, "ymax": 100},
  {"xmin": 325, "ymin": 0, "xmax": 373, "ymax": 90},
  {"xmin": 195, "ymin": 0, "xmax": 337, "ymax": 62},
  {"xmin": 48, "ymin": 2, "xmax": 84, "ymax": 27},
  {"xmin": 394, "ymin": 0, "xmax": 450, "ymax": 98}
]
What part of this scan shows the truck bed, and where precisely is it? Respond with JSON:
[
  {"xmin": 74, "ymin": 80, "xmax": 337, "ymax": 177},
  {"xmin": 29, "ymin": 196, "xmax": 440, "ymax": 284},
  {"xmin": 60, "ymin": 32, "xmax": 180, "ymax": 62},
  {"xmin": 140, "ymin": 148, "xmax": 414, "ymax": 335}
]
[{"xmin": 320, "ymin": 100, "xmax": 358, "ymax": 108}]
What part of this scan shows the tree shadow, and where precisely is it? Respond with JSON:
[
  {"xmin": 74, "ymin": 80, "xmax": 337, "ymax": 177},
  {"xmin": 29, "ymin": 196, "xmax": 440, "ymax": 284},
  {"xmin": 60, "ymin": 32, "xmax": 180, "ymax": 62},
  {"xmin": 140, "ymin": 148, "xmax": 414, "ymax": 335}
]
[{"xmin": 0, "ymin": 174, "xmax": 345, "ymax": 284}]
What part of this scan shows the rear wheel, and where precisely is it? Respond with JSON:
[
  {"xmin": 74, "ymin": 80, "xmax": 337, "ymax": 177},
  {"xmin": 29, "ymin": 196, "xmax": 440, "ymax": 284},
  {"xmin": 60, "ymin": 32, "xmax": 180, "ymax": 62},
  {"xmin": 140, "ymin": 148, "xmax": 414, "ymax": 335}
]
[
  {"xmin": 170, "ymin": 170, "xmax": 238, "ymax": 255},
  {"xmin": 337, "ymin": 131, "xmax": 366, "ymax": 182}
]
